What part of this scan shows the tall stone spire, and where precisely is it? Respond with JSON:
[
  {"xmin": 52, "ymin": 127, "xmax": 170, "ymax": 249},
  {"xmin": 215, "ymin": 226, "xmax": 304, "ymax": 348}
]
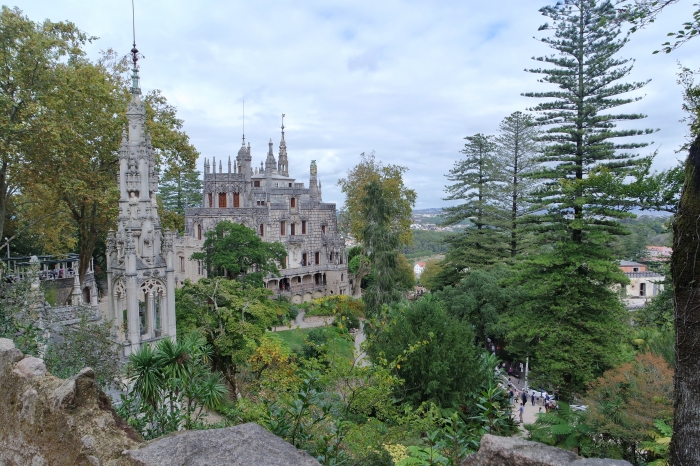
[
  {"xmin": 309, "ymin": 160, "xmax": 319, "ymax": 201},
  {"xmin": 106, "ymin": 35, "xmax": 176, "ymax": 357},
  {"xmin": 265, "ymin": 138, "xmax": 277, "ymax": 174},
  {"xmin": 278, "ymin": 114, "xmax": 289, "ymax": 177}
]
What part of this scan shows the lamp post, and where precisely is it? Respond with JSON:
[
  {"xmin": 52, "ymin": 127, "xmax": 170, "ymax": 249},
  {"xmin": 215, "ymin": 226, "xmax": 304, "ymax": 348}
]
[{"xmin": 4, "ymin": 237, "xmax": 8, "ymax": 259}]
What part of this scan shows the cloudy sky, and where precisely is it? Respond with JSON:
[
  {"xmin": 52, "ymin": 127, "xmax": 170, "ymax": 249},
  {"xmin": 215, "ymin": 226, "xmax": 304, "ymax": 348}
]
[{"xmin": 23, "ymin": 0, "xmax": 700, "ymax": 209}]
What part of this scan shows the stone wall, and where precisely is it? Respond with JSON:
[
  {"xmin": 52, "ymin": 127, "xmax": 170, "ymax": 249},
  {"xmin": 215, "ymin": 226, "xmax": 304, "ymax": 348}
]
[
  {"xmin": 0, "ymin": 338, "xmax": 321, "ymax": 466},
  {"xmin": 462, "ymin": 434, "xmax": 632, "ymax": 466}
]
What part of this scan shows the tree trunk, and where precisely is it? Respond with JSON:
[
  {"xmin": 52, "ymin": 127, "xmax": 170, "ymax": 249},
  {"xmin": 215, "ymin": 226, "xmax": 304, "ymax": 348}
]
[
  {"xmin": 0, "ymin": 158, "xmax": 8, "ymax": 246},
  {"xmin": 670, "ymin": 137, "xmax": 700, "ymax": 466}
]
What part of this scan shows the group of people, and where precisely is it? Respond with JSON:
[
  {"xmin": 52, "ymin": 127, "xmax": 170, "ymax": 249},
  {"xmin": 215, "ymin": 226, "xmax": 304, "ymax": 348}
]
[{"xmin": 508, "ymin": 385, "xmax": 558, "ymax": 423}]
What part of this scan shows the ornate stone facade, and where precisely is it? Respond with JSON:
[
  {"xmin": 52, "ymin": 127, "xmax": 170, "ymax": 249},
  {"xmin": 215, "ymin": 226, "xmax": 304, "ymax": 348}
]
[
  {"xmin": 177, "ymin": 119, "xmax": 349, "ymax": 303},
  {"xmin": 105, "ymin": 55, "xmax": 176, "ymax": 356}
]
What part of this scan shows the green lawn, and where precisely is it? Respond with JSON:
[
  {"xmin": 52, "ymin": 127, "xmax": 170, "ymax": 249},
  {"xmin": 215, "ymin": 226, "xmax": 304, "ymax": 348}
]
[{"xmin": 272, "ymin": 327, "xmax": 356, "ymax": 361}]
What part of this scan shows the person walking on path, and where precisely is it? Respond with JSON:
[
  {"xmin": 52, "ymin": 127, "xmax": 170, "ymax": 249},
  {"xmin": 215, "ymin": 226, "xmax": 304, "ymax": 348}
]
[
  {"xmin": 519, "ymin": 404, "xmax": 525, "ymax": 423},
  {"xmin": 531, "ymin": 392, "xmax": 535, "ymax": 406},
  {"xmin": 521, "ymin": 390, "xmax": 527, "ymax": 406}
]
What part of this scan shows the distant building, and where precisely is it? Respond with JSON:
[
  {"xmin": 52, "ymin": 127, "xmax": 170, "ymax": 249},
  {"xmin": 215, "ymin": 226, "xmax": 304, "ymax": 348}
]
[
  {"xmin": 643, "ymin": 245, "xmax": 672, "ymax": 262},
  {"xmin": 414, "ymin": 261, "xmax": 426, "ymax": 278},
  {"xmin": 618, "ymin": 260, "xmax": 664, "ymax": 309},
  {"xmin": 177, "ymin": 118, "xmax": 348, "ymax": 304}
]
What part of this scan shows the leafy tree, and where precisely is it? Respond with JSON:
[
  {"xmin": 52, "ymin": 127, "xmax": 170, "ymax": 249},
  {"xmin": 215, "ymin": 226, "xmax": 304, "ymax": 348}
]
[
  {"xmin": 175, "ymin": 277, "xmax": 278, "ymax": 396},
  {"xmin": 494, "ymin": 111, "xmax": 540, "ymax": 259},
  {"xmin": 359, "ymin": 180, "xmax": 405, "ymax": 317},
  {"xmin": 441, "ymin": 134, "xmax": 504, "ymax": 283},
  {"xmin": 26, "ymin": 56, "xmax": 122, "ymax": 282},
  {"xmin": 419, "ymin": 259, "xmax": 443, "ymax": 291},
  {"xmin": 434, "ymin": 264, "xmax": 514, "ymax": 344},
  {"xmin": 338, "ymin": 151, "xmax": 416, "ymax": 247},
  {"xmin": 0, "ymin": 7, "xmax": 88, "ymax": 244},
  {"xmin": 367, "ymin": 295, "xmax": 486, "ymax": 407},
  {"xmin": 190, "ymin": 220, "xmax": 286, "ymax": 288},
  {"xmin": 620, "ymin": 0, "xmax": 700, "ymax": 53},
  {"xmin": 583, "ymin": 353, "xmax": 673, "ymax": 464},
  {"xmin": 508, "ymin": 236, "xmax": 630, "ymax": 398},
  {"xmin": 669, "ymin": 136, "xmax": 700, "ymax": 464},
  {"xmin": 396, "ymin": 253, "xmax": 416, "ymax": 291}
]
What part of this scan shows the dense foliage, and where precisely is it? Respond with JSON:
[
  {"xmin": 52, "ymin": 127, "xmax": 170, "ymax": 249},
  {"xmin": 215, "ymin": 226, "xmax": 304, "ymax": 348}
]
[{"xmin": 190, "ymin": 220, "xmax": 287, "ymax": 287}]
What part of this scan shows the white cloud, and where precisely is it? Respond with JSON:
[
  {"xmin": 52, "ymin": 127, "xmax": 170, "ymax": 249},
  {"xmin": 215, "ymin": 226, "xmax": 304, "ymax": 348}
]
[{"xmin": 21, "ymin": 0, "xmax": 700, "ymax": 208}]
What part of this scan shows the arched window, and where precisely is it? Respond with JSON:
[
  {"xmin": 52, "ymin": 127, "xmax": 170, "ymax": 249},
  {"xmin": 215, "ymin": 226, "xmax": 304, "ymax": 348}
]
[
  {"xmin": 233, "ymin": 192, "xmax": 240, "ymax": 208},
  {"xmin": 218, "ymin": 193, "xmax": 227, "ymax": 208},
  {"xmin": 290, "ymin": 197, "xmax": 296, "ymax": 208},
  {"xmin": 208, "ymin": 193, "xmax": 213, "ymax": 208},
  {"xmin": 259, "ymin": 224, "xmax": 264, "ymax": 237},
  {"xmin": 197, "ymin": 223, "xmax": 202, "ymax": 240}
]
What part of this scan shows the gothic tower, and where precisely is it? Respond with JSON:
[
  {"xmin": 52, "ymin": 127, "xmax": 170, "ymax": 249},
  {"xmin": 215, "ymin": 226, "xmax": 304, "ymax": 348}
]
[{"xmin": 106, "ymin": 44, "xmax": 176, "ymax": 355}]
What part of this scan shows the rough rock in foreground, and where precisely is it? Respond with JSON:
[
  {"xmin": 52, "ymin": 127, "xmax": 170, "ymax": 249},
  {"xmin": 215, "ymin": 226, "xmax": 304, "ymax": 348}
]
[
  {"xmin": 462, "ymin": 434, "xmax": 632, "ymax": 466},
  {"xmin": 0, "ymin": 338, "xmax": 320, "ymax": 466},
  {"xmin": 123, "ymin": 423, "xmax": 320, "ymax": 466}
]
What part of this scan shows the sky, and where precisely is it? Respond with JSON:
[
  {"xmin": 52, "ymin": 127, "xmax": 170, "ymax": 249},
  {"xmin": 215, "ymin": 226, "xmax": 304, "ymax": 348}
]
[{"xmin": 21, "ymin": 0, "xmax": 700, "ymax": 209}]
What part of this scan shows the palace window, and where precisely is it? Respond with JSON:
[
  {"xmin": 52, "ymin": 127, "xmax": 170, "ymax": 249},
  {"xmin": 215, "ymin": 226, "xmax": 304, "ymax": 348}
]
[
  {"xmin": 290, "ymin": 197, "xmax": 296, "ymax": 208},
  {"xmin": 315, "ymin": 251, "xmax": 320, "ymax": 264},
  {"xmin": 179, "ymin": 256, "xmax": 185, "ymax": 272},
  {"xmin": 280, "ymin": 221, "xmax": 286, "ymax": 236},
  {"xmin": 233, "ymin": 192, "xmax": 240, "ymax": 208},
  {"xmin": 302, "ymin": 220, "xmax": 307, "ymax": 234},
  {"xmin": 260, "ymin": 224, "xmax": 264, "ymax": 237},
  {"xmin": 640, "ymin": 283, "xmax": 646, "ymax": 297},
  {"xmin": 197, "ymin": 260, "xmax": 203, "ymax": 275},
  {"xmin": 208, "ymin": 193, "xmax": 213, "ymax": 208},
  {"xmin": 197, "ymin": 224, "xmax": 202, "ymax": 240},
  {"xmin": 254, "ymin": 180, "xmax": 261, "ymax": 187},
  {"xmin": 321, "ymin": 225, "xmax": 326, "ymax": 234},
  {"xmin": 218, "ymin": 193, "xmax": 227, "ymax": 208},
  {"xmin": 341, "ymin": 273, "xmax": 344, "ymax": 282},
  {"xmin": 302, "ymin": 253, "xmax": 308, "ymax": 266},
  {"xmin": 291, "ymin": 223, "xmax": 296, "ymax": 236}
]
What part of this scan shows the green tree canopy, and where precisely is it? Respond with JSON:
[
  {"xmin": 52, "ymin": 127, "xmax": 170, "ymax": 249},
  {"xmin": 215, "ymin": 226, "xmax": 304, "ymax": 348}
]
[
  {"xmin": 338, "ymin": 151, "xmax": 416, "ymax": 246},
  {"xmin": 434, "ymin": 264, "xmax": 515, "ymax": 344},
  {"xmin": 190, "ymin": 220, "xmax": 286, "ymax": 288},
  {"xmin": 175, "ymin": 277, "xmax": 278, "ymax": 396},
  {"xmin": 367, "ymin": 295, "xmax": 486, "ymax": 407}
]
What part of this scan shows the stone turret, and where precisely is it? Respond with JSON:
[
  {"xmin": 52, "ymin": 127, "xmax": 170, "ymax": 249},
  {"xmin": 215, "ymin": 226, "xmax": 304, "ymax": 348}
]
[
  {"xmin": 236, "ymin": 138, "xmax": 252, "ymax": 181},
  {"xmin": 278, "ymin": 115, "xmax": 289, "ymax": 177},
  {"xmin": 265, "ymin": 139, "xmax": 277, "ymax": 175},
  {"xmin": 309, "ymin": 160, "xmax": 319, "ymax": 201}
]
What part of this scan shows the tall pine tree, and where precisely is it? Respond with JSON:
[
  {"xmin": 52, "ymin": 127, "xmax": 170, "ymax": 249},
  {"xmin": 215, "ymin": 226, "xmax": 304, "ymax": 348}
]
[
  {"xmin": 440, "ymin": 134, "xmax": 505, "ymax": 285},
  {"xmin": 494, "ymin": 111, "xmax": 540, "ymax": 260},
  {"xmin": 524, "ymin": 0, "xmax": 654, "ymax": 240},
  {"xmin": 508, "ymin": 0, "xmax": 654, "ymax": 395}
]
